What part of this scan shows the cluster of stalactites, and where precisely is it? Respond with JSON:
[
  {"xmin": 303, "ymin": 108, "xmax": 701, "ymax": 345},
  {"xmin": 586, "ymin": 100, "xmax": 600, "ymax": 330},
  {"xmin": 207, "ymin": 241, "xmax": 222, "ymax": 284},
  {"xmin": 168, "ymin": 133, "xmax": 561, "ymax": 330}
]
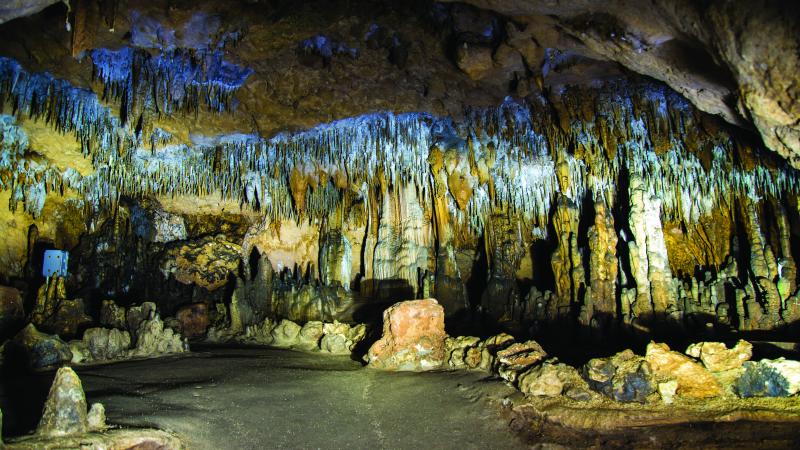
[
  {"xmin": 0, "ymin": 54, "xmax": 798, "ymax": 234},
  {"xmin": 0, "ymin": 115, "xmax": 82, "ymax": 216},
  {"xmin": 90, "ymin": 47, "xmax": 253, "ymax": 124}
]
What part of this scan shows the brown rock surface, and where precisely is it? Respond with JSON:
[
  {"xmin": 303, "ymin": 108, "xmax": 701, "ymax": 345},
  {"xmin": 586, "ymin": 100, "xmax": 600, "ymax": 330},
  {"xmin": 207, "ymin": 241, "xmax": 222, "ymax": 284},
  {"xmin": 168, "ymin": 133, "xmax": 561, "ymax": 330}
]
[
  {"xmin": 160, "ymin": 235, "xmax": 241, "ymax": 291},
  {"xmin": 645, "ymin": 342, "xmax": 722, "ymax": 399},
  {"xmin": 685, "ymin": 340, "xmax": 753, "ymax": 373},
  {"xmin": 367, "ymin": 299, "xmax": 446, "ymax": 371},
  {"xmin": 176, "ymin": 303, "xmax": 211, "ymax": 339}
]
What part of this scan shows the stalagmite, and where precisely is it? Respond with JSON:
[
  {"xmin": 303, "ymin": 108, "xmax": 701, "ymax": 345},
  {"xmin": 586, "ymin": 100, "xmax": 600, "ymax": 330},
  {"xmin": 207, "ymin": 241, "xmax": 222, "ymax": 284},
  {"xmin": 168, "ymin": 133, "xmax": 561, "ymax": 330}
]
[{"xmin": 587, "ymin": 199, "xmax": 618, "ymax": 328}]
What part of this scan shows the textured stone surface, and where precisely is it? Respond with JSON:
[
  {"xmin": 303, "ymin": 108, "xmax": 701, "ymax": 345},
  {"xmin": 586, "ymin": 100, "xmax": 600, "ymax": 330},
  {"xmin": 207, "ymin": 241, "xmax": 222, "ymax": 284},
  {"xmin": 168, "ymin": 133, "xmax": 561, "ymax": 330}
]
[
  {"xmin": 518, "ymin": 361, "xmax": 587, "ymax": 398},
  {"xmin": 583, "ymin": 349, "xmax": 654, "ymax": 403},
  {"xmin": 99, "ymin": 299, "xmax": 126, "ymax": 329},
  {"xmin": 367, "ymin": 299, "xmax": 446, "ymax": 371},
  {"xmin": 443, "ymin": 0, "xmax": 800, "ymax": 163},
  {"xmin": 319, "ymin": 321, "xmax": 366, "ymax": 355},
  {"xmin": 160, "ymin": 235, "xmax": 242, "ymax": 291},
  {"xmin": 645, "ymin": 342, "xmax": 722, "ymax": 399},
  {"xmin": 685, "ymin": 340, "xmax": 753, "ymax": 373},
  {"xmin": 737, "ymin": 358, "xmax": 800, "ymax": 398},
  {"xmin": 496, "ymin": 340, "xmax": 547, "ymax": 382},
  {"xmin": 270, "ymin": 319, "xmax": 302, "ymax": 348},
  {"xmin": 36, "ymin": 367, "xmax": 88, "ymax": 437},
  {"xmin": 129, "ymin": 315, "xmax": 187, "ymax": 357},
  {"xmin": 82, "ymin": 327, "xmax": 131, "ymax": 361},
  {"xmin": 12, "ymin": 323, "xmax": 72, "ymax": 370},
  {"xmin": 176, "ymin": 303, "xmax": 211, "ymax": 339}
]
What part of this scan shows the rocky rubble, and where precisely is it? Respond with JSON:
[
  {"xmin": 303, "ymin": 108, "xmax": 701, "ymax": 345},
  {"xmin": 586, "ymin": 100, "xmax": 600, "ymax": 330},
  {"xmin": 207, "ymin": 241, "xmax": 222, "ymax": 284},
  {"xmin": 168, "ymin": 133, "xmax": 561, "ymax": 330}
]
[
  {"xmin": 1, "ymin": 367, "xmax": 182, "ymax": 449},
  {"xmin": 225, "ymin": 316, "xmax": 366, "ymax": 355}
]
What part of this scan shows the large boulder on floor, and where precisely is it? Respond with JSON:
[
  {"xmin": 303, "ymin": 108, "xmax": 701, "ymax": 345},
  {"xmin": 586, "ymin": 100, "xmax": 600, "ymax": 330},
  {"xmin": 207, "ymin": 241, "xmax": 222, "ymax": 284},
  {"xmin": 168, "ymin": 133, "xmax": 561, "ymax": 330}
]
[
  {"xmin": 583, "ymin": 349, "xmax": 654, "ymax": 403},
  {"xmin": 495, "ymin": 340, "xmax": 548, "ymax": 383},
  {"xmin": 270, "ymin": 319, "xmax": 302, "ymax": 347},
  {"xmin": 685, "ymin": 340, "xmax": 753, "ymax": 372},
  {"xmin": 82, "ymin": 327, "xmax": 132, "ymax": 361},
  {"xmin": 176, "ymin": 303, "xmax": 210, "ymax": 339},
  {"xmin": 12, "ymin": 323, "xmax": 72, "ymax": 370},
  {"xmin": 296, "ymin": 321, "xmax": 324, "ymax": 351},
  {"xmin": 129, "ymin": 315, "xmax": 187, "ymax": 357},
  {"xmin": 645, "ymin": 342, "xmax": 722, "ymax": 399},
  {"xmin": 367, "ymin": 299, "xmax": 446, "ymax": 371},
  {"xmin": 36, "ymin": 367, "xmax": 88, "ymax": 437},
  {"xmin": 736, "ymin": 358, "xmax": 800, "ymax": 398},
  {"xmin": 319, "ymin": 321, "xmax": 366, "ymax": 355}
]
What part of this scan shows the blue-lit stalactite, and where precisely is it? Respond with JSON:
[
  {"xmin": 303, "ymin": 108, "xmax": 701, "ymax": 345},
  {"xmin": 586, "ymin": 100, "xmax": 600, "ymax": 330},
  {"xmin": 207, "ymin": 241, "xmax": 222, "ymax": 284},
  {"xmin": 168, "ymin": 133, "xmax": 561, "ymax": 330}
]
[
  {"xmin": 1, "ymin": 55, "xmax": 799, "ymax": 231},
  {"xmin": 90, "ymin": 47, "xmax": 254, "ymax": 121}
]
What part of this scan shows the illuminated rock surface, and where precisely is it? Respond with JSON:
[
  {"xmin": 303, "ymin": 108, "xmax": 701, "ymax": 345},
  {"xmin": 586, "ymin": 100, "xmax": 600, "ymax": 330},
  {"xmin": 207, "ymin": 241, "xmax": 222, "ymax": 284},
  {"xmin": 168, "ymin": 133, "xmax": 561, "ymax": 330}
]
[{"xmin": 0, "ymin": 0, "xmax": 799, "ymax": 448}]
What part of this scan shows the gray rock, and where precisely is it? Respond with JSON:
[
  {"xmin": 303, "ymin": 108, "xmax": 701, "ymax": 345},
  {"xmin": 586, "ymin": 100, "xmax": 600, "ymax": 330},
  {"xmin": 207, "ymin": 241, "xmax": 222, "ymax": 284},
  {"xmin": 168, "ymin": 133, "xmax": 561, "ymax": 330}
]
[
  {"xmin": 83, "ymin": 327, "xmax": 132, "ymax": 360},
  {"xmin": 12, "ymin": 324, "xmax": 72, "ymax": 370},
  {"xmin": 36, "ymin": 367, "xmax": 88, "ymax": 437}
]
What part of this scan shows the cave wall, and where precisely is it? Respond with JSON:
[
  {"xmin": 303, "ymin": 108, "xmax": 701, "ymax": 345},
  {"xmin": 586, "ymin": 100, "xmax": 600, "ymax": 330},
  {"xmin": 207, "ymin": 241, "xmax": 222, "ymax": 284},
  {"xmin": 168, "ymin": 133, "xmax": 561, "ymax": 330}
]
[{"xmin": 0, "ymin": 0, "xmax": 799, "ymax": 342}]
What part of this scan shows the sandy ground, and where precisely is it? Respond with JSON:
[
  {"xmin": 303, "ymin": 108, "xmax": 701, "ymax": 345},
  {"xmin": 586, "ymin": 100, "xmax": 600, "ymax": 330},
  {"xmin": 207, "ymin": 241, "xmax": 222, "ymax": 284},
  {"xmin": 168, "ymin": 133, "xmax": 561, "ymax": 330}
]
[{"xmin": 67, "ymin": 346, "xmax": 524, "ymax": 450}]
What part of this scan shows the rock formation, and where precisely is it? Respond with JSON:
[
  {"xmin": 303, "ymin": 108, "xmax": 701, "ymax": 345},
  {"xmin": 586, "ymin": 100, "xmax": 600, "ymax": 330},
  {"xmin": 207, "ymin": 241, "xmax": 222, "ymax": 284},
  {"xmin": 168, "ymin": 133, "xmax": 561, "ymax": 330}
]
[{"xmin": 367, "ymin": 299, "xmax": 447, "ymax": 371}]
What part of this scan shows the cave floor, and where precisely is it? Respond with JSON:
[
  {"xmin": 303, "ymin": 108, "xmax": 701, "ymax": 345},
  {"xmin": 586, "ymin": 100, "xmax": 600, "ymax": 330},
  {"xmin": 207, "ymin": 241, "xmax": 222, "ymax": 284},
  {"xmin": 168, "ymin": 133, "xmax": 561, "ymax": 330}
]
[
  {"xmin": 3, "ymin": 347, "xmax": 800, "ymax": 449},
  {"xmin": 5, "ymin": 346, "xmax": 527, "ymax": 449}
]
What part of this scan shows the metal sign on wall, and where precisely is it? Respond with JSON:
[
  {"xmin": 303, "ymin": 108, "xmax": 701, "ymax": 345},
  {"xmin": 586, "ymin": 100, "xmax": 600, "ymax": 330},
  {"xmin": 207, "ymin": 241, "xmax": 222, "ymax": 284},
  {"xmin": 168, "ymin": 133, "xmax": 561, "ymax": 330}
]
[{"xmin": 42, "ymin": 250, "xmax": 69, "ymax": 278}]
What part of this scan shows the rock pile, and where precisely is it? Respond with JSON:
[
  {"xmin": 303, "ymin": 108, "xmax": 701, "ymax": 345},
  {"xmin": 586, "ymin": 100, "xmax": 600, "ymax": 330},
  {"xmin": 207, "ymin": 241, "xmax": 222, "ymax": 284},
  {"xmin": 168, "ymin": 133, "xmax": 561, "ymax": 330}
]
[{"xmin": 236, "ymin": 317, "xmax": 366, "ymax": 355}]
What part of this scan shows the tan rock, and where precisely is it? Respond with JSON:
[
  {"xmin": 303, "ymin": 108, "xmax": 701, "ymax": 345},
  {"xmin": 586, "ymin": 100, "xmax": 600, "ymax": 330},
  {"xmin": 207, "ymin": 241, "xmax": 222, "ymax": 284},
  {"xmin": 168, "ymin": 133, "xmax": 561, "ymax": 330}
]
[
  {"xmin": 36, "ymin": 367, "xmax": 88, "ymax": 437},
  {"xmin": 455, "ymin": 43, "xmax": 493, "ymax": 80},
  {"xmin": 645, "ymin": 342, "xmax": 722, "ymax": 399},
  {"xmin": 518, "ymin": 361, "xmax": 586, "ymax": 398},
  {"xmin": 685, "ymin": 340, "xmax": 752, "ymax": 372},
  {"xmin": 159, "ymin": 235, "xmax": 241, "ymax": 291},
  {"xmin": 367, "ymin": 299, "xmax": 446, "ymax": 371}
]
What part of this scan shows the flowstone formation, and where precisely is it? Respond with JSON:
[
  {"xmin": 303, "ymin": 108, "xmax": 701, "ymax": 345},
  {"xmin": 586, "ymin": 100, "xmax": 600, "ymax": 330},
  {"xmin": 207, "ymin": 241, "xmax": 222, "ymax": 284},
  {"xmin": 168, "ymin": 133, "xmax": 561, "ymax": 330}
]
[{"xmin": 0, "ymin": 0, "xmax": 799, "ymax": 350}]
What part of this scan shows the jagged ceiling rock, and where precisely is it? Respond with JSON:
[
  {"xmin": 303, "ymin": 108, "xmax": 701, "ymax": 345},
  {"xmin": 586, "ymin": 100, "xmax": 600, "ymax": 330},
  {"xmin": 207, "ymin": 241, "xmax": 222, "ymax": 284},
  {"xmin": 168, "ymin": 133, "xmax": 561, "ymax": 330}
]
[
  {"xmin": 441, "ymin": 0, "xmax": 800, "ymax": 165},
  {"xmin": 0, "ymin": 0, "xmax": 59, "ymax": 25}
]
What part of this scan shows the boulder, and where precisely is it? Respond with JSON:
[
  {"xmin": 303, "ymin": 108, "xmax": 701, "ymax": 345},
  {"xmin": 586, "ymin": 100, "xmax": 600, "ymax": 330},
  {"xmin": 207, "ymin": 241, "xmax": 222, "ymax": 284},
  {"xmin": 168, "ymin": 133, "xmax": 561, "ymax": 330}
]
[
  {"xmin": 444, "ymin": 336, "xmax": 482, "ymax": 369},
  {"xmin": 367, "ymin": 299, "xmax": 446, "ymax": 371},
  {"xmin": 82, "ymin": 327, "xmax": 131, "ymax": 360},
  {"xmin": 176, "ymin": 303, "xmax": 211, "ymax": 339},
  {"xmin": 645, "ymin": 342, "xmax": 722, "ymax": 399},
  {"xmin": 68, "ymin": 340, "xmax": 90, "ymax": 364},
  {"xmin": 296, "ymin": 321, "xmax": 324, "ymax": 351},
  {"xmin": 87, "ymin": 403, "xmax": 106, "ymax": 431},
  {"xmin": 244, "ymin": 317, "xmax": 277, "ymax": 344},
  {"xmin": 685, "ymin": 340, "xmax": 753, "ymax": 372},
  {"xmin": 518, "ymin": 361, "xmax": 589, "ymax": 398},
  {"xmin": 99, "ymin": 300, "xmax": 126, "ymax": 330},
  {"xmin": 36, "ymin": 367, "xmax": 88, "ymax": 437},
  {"xmin": 496, "ymin": 340, "xmax": 547, "ymax": 382},
  {"xmin": 13, "ymin": 323, "xmax": 72, "ymax": 370},
  {"xmin": 736, "ymin": 358, "xmax": 800, "ymax": 397},
  {"xmin": 129, "ymin": 315, "xmax": 187, "ymax": 357},
  {"xmin": 583, "ymin": 349, "xmax": 654, "ymax": 403},
  {"xmin": 320, "ymin": 321, "xmax": 366, "ymax": 355},
  {"xmin": 30, "ymin": 277, "xmax": 92, "ymax": 338},
  {"xmin": 126, "ymin": 302, "xmax": 157, "ymax": 340},
  {"xmin": 270, "ymin": 319, "xmax": 302, "ymax": 347}
]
